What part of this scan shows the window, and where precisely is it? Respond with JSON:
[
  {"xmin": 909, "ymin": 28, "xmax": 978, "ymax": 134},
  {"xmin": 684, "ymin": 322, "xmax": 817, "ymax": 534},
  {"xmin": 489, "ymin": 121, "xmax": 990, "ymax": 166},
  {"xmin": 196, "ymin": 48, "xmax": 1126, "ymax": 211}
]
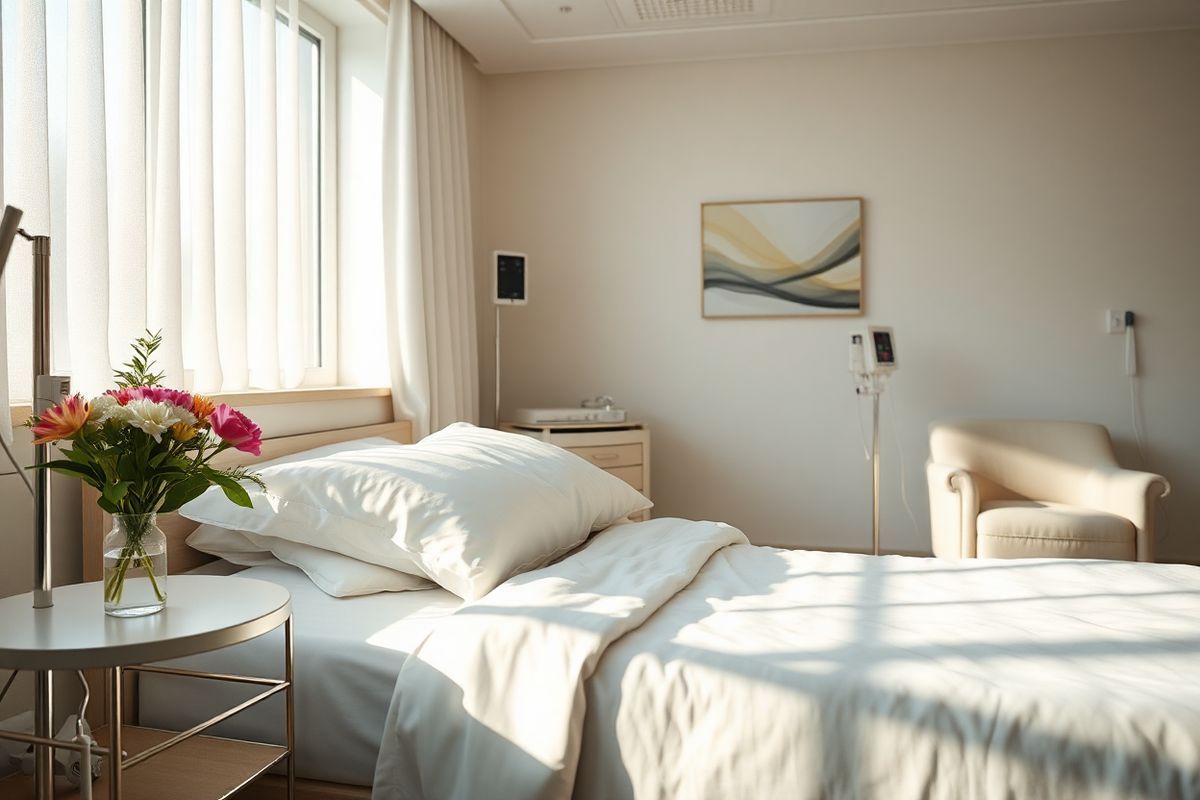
[
  {"xmin": 238, "ymin": 1, "xmax": 335, "ymax": 377},
  {"xmin": 1, "ymin": 0, "xmax": 340, "ymax": 398},
  {"xmin": 180, "ymin": 0, "xmax": 338, "ymax": 385}
]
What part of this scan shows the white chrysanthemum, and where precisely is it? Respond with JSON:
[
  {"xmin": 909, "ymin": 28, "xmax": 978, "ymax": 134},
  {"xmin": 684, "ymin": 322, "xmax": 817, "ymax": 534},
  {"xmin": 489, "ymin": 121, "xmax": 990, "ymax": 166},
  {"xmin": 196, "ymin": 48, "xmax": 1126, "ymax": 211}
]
[
  {"xmin": 122, "ymin": 399, "xmax": 197, "ymax": 442},
  {"xmin": 88, "ymin": 395, "xmax": 133, "ymax": 426}
]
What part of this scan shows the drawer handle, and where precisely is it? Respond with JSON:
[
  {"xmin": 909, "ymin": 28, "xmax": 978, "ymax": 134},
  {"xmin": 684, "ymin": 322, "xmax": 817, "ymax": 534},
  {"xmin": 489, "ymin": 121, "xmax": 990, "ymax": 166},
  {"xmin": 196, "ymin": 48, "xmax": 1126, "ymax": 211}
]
[{"xmin": 591, "ymin": 453, "xmax": 620, "ymax": 462}]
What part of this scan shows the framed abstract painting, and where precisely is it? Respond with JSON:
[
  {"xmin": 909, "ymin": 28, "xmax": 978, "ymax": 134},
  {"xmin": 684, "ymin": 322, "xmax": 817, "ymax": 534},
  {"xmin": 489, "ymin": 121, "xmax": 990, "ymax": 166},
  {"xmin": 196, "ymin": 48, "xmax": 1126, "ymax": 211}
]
[{"xmin": 701, "ymin": 197, "xmax": 864, "ymax": 318}]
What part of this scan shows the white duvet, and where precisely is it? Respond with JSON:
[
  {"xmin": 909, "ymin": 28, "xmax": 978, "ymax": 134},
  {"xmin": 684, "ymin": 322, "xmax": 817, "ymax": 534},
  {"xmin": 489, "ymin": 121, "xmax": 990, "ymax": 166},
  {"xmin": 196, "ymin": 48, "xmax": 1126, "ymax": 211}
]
[{"xmin": 373, "ymin": 518, "xmax": 1200, "ymax": 800}]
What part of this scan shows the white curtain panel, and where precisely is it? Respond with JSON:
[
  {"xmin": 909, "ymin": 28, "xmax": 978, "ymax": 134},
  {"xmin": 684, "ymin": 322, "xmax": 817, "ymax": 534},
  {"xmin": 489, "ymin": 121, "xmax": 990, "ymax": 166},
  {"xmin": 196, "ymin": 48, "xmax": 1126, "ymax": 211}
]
[
  {"xmin": 1, "ymin": 0, "xmax": 51, "ymax": 409},
  {"xmin": 213, "ymin": 0, "xmax": 248, "ymax": 390},
  {"xmin": 148, "ymin": 0, "xmax": 185, "ymax": 386},
  {"xmin": 382, "ymin": 2, "xmax": 479, "ymax": 438},
  {"xmin": 0, "ymin": 0, "xmax": 309, "ymax": 401}
]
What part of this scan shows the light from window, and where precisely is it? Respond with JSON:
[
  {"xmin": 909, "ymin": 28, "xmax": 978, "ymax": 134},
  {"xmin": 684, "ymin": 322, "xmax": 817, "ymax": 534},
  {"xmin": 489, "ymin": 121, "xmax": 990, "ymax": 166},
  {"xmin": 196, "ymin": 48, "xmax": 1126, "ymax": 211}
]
[{"xmin": 182, "ymin": 1, "xmax": 324, "ymax": 372}]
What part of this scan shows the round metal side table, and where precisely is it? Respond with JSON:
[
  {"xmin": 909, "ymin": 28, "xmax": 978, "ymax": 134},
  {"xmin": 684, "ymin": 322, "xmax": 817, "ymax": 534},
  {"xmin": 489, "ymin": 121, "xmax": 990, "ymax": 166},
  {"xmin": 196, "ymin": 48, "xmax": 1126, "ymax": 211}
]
[{"xmin": 0, "ymin": 575, "xmax": 293, "ymax": 800}]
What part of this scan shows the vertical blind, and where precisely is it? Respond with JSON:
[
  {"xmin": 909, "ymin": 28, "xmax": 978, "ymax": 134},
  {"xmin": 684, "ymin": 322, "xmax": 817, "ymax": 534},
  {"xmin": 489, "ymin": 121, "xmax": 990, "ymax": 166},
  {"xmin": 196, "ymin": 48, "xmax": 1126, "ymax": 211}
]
[{"xmin": 0, "ymin": 0, "xmax": 311, "ymax": 409}]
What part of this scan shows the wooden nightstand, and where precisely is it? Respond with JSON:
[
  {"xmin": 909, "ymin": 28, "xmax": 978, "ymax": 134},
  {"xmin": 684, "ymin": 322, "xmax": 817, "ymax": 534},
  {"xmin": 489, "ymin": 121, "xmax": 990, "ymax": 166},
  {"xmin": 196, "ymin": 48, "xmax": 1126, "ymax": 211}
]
[{"xmin": 501, "ymin": 421, "xmax": 651, "ymax": 520}]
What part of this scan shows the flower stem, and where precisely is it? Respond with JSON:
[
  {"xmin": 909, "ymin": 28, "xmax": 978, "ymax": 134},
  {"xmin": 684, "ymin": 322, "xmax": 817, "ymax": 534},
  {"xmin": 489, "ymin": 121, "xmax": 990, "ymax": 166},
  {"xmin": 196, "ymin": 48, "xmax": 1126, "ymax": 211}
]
[{"xmin": 104, "ymin": 518, "xmax": 166, "ymax": 605}]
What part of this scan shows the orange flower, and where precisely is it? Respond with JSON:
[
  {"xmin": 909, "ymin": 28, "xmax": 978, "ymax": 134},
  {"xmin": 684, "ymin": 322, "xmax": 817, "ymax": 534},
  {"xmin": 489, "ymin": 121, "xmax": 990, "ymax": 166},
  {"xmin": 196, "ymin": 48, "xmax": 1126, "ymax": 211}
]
[
  {"xmin": 191, "ymin": 394, "xmax": 216, "ymax": 424},
  {"xmin": 31, "ymin": 395, "xmax": 90, "ymax": 445},
  {"xmin": 171, "ymin": 422, "xmax": 198, "ymax": 442}
]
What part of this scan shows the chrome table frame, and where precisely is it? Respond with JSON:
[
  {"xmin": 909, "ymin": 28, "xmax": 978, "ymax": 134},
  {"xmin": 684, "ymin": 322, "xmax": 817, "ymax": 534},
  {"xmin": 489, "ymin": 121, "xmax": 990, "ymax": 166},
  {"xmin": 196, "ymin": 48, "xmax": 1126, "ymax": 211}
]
[{"xmin": 0, "ymin": 615, "xmax": 295, "ymax": 800}]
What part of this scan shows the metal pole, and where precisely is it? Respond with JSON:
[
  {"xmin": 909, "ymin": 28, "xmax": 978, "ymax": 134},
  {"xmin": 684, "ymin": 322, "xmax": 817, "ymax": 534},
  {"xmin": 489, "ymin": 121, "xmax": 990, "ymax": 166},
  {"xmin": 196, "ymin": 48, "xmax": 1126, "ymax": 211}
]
[
  {"xmin": 872, "ymin": 390, "xmax": 881, "ymax": 557},
  {"xmin": 32, "ymin": 235, "xmax": 52, "ymax": 609},
  {"xmin": 34, "ymin": 671, "xmax": 53, "ymax": 800},
  {"xmin": 285, "ymin": 616, "xmax": 295, "ymax": 800},
  {"xmin": 109, "ymin": 667, "xmax": 123, "ymax": 799},
  {"xmin": 494, "ymin": 306, "xmax": 501, "ymax": 426},
  {"xmin": 31, "ymin": 234, "xmax": 54, "ymax": 800}
]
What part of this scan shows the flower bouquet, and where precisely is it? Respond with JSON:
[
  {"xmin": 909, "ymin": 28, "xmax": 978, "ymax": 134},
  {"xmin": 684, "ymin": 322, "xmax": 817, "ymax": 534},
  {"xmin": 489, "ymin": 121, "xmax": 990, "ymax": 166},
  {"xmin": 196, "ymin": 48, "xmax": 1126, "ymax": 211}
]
[{"xmin": 28, "ymin": 332, "xmax": 264, "ymax": 616}]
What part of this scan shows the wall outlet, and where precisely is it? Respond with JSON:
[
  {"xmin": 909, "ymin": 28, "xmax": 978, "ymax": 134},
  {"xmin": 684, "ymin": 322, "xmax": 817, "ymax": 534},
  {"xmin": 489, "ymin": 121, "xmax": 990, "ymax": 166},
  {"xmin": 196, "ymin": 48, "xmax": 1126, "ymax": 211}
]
[{"xmin": 1105, "ymin": 309, "xmax": 1127, "ymax": 334}]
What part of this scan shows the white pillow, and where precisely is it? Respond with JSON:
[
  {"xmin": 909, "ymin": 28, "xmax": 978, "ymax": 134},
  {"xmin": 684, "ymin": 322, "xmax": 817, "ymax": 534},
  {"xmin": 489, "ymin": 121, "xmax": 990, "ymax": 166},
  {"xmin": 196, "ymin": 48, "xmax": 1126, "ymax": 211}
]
[
  {"xmin": 379, "ymin": 423, "xmax": 651, "ymax": 600},
  {"xmin": 182, "ymin": 423, "xmax": 651, "ymax": 601},
  {"xmin": 187, "ymin": 524, "xmax": 434, "ymax": 597},
  {"xmin": 180, "ymin": 436, "xmax": 427, "ymax": 577}
]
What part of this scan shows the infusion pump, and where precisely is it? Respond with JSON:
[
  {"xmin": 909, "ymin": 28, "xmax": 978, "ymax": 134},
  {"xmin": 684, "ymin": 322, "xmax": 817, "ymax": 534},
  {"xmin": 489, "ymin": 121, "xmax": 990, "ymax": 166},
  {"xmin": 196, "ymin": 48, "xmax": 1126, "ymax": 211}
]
[{"xmin": 850, "ymin": 326, "xmax": 897, "ymax": 379}]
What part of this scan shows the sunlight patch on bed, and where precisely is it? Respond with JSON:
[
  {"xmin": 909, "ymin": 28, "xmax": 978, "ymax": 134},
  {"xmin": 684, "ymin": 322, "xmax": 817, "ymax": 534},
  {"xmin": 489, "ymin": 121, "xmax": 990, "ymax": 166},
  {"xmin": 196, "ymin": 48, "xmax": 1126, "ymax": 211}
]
[{"xmin": 366, "ymin": 603, "xmax": 462, "ymax": 652}]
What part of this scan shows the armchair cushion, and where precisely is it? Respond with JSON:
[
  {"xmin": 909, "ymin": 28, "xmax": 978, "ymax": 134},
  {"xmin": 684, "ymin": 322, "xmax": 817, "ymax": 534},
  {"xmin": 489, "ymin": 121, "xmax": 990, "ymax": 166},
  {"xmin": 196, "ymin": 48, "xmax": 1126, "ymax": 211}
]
[{"xmin": 977, "ymin": 500, "xmax": 1136, "ymax": 561}]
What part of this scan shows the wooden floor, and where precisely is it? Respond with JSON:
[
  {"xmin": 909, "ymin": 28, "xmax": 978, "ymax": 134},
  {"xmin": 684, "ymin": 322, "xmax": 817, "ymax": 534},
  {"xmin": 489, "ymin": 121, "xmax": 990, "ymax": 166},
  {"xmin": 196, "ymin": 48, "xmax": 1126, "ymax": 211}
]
[{"xmin": 237, "ymin": 775, "xmax": 371, "ymax": 799}]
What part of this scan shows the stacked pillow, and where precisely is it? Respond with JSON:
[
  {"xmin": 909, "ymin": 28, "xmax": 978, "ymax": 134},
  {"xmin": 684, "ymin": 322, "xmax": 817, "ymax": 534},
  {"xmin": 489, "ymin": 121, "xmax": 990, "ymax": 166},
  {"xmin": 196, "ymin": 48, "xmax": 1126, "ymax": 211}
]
[
  {"xmin": 187, "ymin": 523, "xmax": 434, "ymax": 597},
  {"xmin": 182, "ymin": 424, "xmax": 652, "ymax": 601}
]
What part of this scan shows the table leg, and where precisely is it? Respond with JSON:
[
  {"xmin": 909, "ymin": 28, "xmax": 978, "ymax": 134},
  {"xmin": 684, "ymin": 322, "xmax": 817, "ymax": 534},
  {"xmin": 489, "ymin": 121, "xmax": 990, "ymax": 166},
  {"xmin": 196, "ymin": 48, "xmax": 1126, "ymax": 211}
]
[
  {"xmin": 285, "ymin": 615, "xmax": 295, "ymax": 800},
  {"xmin": 34, "ymin": 669, "xmax": 54, "ymax": 800},
  {"xmin": 109, "ymin": 667, "xmax": 123, "ymax": 799}
]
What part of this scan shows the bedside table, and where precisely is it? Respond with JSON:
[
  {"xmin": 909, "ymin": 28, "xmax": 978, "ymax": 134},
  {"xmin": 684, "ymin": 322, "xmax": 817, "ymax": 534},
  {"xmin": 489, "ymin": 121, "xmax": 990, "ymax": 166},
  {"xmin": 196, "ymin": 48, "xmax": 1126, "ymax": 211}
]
[
  {"xmin": 0, "ymin": 575, "xmax": 295, "ymax": 800},
  {"xmin": 501, "ymin": 421, "xmax": 651, "ymax": 520}
]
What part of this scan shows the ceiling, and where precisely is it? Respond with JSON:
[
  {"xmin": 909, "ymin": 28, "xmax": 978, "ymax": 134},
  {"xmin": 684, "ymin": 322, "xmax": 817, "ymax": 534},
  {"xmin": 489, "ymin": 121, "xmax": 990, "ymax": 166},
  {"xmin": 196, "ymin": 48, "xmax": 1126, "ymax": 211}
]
[{"xmin": 415, "ymin": 0, "xmax": 1200, "ymax": 73}]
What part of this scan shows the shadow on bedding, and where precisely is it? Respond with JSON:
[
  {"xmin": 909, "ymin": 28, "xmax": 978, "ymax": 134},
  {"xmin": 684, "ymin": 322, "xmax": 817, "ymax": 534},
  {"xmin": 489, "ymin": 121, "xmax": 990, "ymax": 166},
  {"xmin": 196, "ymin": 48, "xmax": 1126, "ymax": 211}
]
[{"xmin": 577, "ymin": 550, "xmax": 1200, "ymax": 800}]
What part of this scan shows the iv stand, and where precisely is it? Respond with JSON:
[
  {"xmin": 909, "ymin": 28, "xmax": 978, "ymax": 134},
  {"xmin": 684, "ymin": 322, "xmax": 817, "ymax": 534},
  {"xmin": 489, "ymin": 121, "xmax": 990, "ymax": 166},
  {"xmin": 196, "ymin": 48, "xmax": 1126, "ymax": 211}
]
[
  {"xmin": 494, "ymin": 306, "xmax": 501, "ymax": 426},
  {"xmin": 1, "ymin": 205, "xmax": 70, "ymax": 800},
  {"xmin": 858, "ymin": 378, "xmax": 883, "ymax": 557}
]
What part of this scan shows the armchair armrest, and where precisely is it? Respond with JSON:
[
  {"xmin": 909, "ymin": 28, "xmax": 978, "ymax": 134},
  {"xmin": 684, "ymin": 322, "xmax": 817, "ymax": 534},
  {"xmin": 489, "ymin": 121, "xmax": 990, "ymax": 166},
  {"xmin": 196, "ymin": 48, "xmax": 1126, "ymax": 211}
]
[
  {"xmin": 926, "ymin": 461, "xmax": 981, "ymax": 558},
  {"xmin": 1083, "ymin": 468, "xmax": 1171, "ymax": 562}
]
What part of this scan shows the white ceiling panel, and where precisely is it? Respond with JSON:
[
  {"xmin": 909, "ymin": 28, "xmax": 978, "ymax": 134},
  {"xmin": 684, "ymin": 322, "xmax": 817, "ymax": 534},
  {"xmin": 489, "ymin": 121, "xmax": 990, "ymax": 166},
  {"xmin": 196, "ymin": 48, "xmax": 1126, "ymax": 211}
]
[
  {"xmin": 502, "ymin": 0, "xmax": 623, "ymax": 38},
  {"xmin": 417, "ymin": 0, "xmax": 1200, "ymax": 73}
]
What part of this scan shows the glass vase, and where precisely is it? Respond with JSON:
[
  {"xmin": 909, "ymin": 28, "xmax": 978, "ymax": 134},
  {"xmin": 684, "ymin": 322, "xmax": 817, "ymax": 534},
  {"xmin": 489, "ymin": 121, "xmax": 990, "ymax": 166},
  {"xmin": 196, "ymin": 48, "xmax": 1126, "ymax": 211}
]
[{"xmin": 103, "ymin": 513, "xmax": 168, "ymax": 617}]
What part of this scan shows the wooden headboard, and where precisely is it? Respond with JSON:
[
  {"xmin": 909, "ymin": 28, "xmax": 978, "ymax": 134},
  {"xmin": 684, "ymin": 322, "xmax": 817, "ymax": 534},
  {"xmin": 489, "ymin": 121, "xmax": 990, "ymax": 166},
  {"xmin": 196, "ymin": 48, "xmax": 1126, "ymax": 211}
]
[{"xmin": 81, "ymin": 420, "xmax": 414, "ymax": 582}]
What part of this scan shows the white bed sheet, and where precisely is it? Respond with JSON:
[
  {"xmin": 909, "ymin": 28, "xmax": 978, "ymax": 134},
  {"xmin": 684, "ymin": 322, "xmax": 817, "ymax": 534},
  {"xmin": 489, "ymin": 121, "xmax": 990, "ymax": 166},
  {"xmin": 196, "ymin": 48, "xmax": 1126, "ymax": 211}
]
[
  {"xmin": 139, "ymin": 562, "xmax": 459, "ymax": 786},
  {"xmin": 375, "ymin": 517, "xmax": 1200, "ymax": 800}
]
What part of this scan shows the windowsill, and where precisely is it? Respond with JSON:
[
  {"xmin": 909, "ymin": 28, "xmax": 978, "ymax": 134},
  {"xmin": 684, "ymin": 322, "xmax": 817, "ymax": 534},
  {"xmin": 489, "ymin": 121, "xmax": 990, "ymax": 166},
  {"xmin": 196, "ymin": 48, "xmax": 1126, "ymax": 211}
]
[{"xmin": 10, "ymin": 386, "xmax": 391, "ymax": 427}]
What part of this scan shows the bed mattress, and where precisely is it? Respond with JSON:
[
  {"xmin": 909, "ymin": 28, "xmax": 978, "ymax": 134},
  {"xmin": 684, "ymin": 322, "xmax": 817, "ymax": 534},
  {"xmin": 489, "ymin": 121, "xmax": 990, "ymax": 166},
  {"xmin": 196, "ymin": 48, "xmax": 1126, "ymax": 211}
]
[{"xmin": 138, "ymin": 562, "xmax": 459, "ymax": 786}]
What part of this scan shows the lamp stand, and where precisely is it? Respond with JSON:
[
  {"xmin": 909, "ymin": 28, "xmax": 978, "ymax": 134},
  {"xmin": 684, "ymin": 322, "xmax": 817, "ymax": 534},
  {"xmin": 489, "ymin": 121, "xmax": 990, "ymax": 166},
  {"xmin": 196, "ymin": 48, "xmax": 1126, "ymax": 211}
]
[{"xmin": 24, "ymin": 231, "xmax": 68, "ymax": 800}]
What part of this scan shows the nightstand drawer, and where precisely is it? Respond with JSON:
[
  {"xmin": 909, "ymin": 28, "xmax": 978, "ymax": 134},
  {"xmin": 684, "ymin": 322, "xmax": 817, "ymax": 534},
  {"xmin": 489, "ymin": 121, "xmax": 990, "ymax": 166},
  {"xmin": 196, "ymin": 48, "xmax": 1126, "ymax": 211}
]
[
  {"xmin": 605, "ymin": 465, "xmax": 644, "ymax": 491},
  {"xmin": 569, "ymin": 443, "xmax": 642, "ymax": 468}
]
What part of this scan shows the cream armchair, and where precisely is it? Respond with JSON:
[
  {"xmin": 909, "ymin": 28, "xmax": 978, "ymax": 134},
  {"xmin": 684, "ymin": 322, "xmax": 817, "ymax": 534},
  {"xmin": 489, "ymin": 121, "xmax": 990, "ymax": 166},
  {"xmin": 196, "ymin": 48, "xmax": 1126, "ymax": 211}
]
[{"xmin": 927, "ymin": 419, "xmax": 1170, "ymax": 562}]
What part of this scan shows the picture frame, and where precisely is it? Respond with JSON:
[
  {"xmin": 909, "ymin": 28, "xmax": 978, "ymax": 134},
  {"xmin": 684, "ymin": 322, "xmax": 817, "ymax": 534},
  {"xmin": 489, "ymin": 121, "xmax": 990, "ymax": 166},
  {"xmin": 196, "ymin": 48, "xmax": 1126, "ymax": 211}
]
[{"xmin": 701, "ymin": 196, "xmax": 865, "ymax": 319}]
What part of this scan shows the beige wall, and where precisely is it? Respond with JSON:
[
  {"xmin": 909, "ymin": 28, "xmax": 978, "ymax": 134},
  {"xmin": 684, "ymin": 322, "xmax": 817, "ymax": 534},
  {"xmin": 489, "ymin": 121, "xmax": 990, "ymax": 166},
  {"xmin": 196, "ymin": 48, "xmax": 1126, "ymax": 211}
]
[{"xmin": 475, "ymin": 31, "xmax": 1200, "ymax": 561}]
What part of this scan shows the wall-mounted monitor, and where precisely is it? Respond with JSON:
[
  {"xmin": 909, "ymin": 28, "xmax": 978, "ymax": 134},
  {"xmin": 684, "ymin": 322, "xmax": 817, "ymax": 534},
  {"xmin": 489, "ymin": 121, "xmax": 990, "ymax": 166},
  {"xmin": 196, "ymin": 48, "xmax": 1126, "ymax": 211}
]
[{"xmin": 493, "ymin": 251, "xmax": 528, "ymax": 305}]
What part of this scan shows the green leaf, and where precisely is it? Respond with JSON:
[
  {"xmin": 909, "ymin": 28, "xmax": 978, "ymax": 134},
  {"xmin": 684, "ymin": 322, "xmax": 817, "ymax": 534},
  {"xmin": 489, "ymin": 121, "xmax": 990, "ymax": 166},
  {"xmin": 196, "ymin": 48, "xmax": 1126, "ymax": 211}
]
[
  {"xmin": 33, "ymin": 460, "xmax": 103, "ymax": 489},
  {"xmin": 208, "ymin": 472, "xmax": 254, "ymax": 509},
  {"xmin": 102, "ymin": 481, "xmax": 131, "ymax": 507},
  {"xmin": 158, "ymin": 475, "xmax": 212, "ymax": 514},
  {"xmin": 116, "ymin": 455, "xmax": 140, "ymax": 483},
  {"xmin": 113, "ymin": 330, "xmax": 165, "ymax": 388},
  {"xmin": 62, "ymin": 447, "xmax": 92, "ymax": 466},
  {"xmin": 149, "ymin": 451, "xmax": 172, "ymax": 468},
  {"xmin": 97, "ymin": 496, "xmax": 120, "ymax": 514}
]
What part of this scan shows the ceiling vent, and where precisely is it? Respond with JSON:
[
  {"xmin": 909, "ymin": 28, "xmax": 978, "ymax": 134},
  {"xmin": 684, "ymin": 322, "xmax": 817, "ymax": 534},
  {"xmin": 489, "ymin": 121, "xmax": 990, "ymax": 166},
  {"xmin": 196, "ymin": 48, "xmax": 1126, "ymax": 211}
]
[{"xmin": 611, "ymin": 0, "xmax": 771, "ymax": 28}]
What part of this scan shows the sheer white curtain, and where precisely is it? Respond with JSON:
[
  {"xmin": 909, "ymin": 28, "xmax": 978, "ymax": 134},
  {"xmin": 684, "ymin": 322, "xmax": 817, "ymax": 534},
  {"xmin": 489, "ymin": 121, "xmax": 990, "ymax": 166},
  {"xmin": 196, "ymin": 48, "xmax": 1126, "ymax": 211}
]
[
  {"xmin": 0, "ymin": 0, "xmax": 308, "ymax": 406},
  {"xmin": 1, "ymin": 0, "xmax": 53, "ymax": 418},
  {"xmin": 382, "ymin": 1, "xmax": 478, "ymax": 438},
  {"xmin": 153, "ymin": 0, "xmax": 306, "ymax": 390}
]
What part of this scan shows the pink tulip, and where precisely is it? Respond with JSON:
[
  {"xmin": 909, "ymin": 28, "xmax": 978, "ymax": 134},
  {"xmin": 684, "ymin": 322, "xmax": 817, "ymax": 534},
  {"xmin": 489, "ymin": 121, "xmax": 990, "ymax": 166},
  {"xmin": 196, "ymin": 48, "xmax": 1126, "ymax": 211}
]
[{"xmin": 209, "ymin": 403, "xmax": 263, "ymax": 456}]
